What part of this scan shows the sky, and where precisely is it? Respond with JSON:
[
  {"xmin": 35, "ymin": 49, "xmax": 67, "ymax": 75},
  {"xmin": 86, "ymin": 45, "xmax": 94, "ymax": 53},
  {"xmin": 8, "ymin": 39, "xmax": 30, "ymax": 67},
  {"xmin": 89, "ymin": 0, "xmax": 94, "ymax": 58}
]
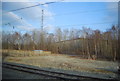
[{"xmin": 1, "ymin": 1, "xmax": 118, "ymax": 34}]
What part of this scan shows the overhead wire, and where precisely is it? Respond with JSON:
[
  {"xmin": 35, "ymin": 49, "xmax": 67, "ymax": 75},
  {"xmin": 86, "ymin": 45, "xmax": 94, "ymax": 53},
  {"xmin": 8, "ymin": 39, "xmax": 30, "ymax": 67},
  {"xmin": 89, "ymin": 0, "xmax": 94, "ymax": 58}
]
[
  {"xmin": 2, "ymin": 1, "xmax": 117, "ymax": 30},
  {"xmin": 48, "ymin": 21, "xmax": 117, "ymax": 28},
  {"xmin": 3, "ymin": 0, "xmax": 64, "ymax": 13},
  {"xmin": 2, "ymin": 7, "xmax": 118, "ymax": 26},
  {"xmin": 2, "ymin": 17, "xmax": 23, "ymax": 26},
  {"xmin": 51, "ymin": 7, "xmax": 118, "ymax": 17},
  {"xmin": 2, "ymin": 0, "xmax": 64, "ymax": 28}
]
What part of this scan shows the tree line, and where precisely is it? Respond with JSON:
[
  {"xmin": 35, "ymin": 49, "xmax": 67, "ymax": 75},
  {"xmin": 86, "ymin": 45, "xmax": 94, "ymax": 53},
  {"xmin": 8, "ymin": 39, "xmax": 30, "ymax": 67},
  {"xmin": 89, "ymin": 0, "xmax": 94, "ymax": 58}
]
[{"xmin": 2, "ymin": 25, "xmax": 120, "ymax": 61}]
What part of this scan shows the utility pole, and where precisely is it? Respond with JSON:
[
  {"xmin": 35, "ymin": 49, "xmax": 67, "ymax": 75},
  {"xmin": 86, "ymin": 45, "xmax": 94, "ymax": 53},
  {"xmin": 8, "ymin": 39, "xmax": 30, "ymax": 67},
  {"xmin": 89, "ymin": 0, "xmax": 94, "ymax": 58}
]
[
  {"xmin": 39, "ymin": 1, "xmax": 64, "ymax": 50},
  {"xmin": 40, "ymin": 9, "xmax": 44, "ymax": 50},
  {"xmin": 41, "ymin": 9, "xmax": 44, "ymax": 31}
]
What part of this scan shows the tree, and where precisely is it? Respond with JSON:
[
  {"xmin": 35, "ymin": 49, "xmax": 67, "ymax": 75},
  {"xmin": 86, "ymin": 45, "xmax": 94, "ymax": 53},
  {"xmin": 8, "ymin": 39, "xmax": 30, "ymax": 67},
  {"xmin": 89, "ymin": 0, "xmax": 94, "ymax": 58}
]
[
  {"xmin": 23, "ymin": 33, "xmax": 32, "ymax": 50},
  {"xmin": 109, "ymin": 26, "xmax": 119, "ymax": 61},
  {"xmin": 55, "ymin": 28, "xmax": 62, "ymax": 42},
  {"xmin": 81, "ymin": 27, "xmax": 93, "ymax": 59},
  {"xmin": 92, "ymin": 30, "xmax": 101, "ymax": 59}
]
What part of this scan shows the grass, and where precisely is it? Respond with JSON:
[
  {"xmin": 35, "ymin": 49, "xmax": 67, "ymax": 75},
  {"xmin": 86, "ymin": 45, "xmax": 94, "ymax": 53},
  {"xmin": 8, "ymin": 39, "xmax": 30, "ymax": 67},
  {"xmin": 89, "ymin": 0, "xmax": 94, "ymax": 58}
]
[
  {"xmin": 2, "ymin": 49, "xmax": 117, "ymax": 76},
  {"xmin": 9, "ymin": 58, "xmax": 22, "ymax": 61},
  {"xmin": 2, "ymin": 49, "xmax": 52, "ymax": 57},
  {"xmin": 94, "ymin": 69, "xmax": 114, "ymax": 74}
]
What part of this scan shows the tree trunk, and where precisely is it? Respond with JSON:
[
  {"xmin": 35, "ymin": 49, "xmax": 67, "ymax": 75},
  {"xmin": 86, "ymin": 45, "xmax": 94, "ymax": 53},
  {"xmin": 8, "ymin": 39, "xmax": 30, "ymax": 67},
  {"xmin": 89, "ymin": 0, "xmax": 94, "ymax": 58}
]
[{"xmin": 95, "ymin": 43, "xmax": 97, "ymax": 59}]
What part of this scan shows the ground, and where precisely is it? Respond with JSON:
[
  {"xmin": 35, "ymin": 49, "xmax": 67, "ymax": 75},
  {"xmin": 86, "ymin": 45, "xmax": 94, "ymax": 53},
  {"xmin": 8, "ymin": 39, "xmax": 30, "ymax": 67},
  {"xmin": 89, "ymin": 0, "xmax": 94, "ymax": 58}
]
[{"xmin": 3, "ymin": 53, "xmax": 118, "ymax": 79}]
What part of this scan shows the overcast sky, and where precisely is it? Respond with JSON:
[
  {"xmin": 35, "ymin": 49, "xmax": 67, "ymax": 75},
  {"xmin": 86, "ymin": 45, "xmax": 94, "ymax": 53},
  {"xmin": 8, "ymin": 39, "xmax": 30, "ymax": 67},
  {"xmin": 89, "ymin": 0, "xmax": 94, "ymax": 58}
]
[{"xmin": 1, "ymin": 0, "xmax": 118, "ymax": 33}]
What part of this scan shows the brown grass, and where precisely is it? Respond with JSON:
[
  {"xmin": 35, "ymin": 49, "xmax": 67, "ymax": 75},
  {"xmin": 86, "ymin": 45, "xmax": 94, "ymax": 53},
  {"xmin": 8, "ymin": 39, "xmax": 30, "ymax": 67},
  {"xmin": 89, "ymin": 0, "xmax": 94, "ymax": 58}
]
[
  {"xmin": 2, "ymin": 49, "xmax": 117, "ymax": 76},
  {"xmin": 2, "ymin": 49, "xmax": 52, "ymax": 57}
]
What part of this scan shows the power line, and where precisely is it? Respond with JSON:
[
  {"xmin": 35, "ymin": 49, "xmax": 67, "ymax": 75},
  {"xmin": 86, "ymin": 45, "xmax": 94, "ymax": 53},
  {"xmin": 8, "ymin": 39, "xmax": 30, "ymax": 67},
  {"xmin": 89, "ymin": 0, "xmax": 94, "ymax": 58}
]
[
  {"xmin": 3, "ymin": 21, "xmax": 117, "ymax": 29},
  {"xmin": 2, "ymin": 16, "xmax": 34, "ymax": 30},
  {"xmin": 3, "ymin": 7, "xmax": 118, "ymax": 26},
  {"xmin": 3, "ymin": 15, "xmax": 117, "ymax": 29},
  {"xmin": 4, "ymin": 1, "xmax": 64, "ymax": 13},
  {"xmin": 4, "ymin": 7, "xmax": 117, "ymax": 16},
  {"xmin": 2, "ymin": 2, "xmax": 117, "ymax": 30},
  {"xmin": 2, "ymin": 17, "xmax": 23, "ymax": 26},
  {"xmin": 2, "ymin": 0, "xmax": 64, "ymax": 31},
  {"xmin": 41, "ymin": 9, "xmax": 44, "ymax": 30},
  {"xmin": 52, "ymin": 7, "xmax": 118, "ymax": 17},
  {"xmin": 52, "ymin": 22, "xmax": 117, "ymax": 27}
]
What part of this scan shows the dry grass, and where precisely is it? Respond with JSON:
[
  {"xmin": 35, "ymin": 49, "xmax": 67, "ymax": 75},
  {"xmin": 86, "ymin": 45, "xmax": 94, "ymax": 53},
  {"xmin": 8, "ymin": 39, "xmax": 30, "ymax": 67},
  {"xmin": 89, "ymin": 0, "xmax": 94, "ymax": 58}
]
[
  {"xmin": 2, "ymin": 49, "xmax": 52, "ymax": 57},
  {"xmin": 3, "ymin": 53, "xmax": 118, "ymax": 75},
  {"xmin": 2, "ymin": 49, "xmax": 118, "ymax": 79}
]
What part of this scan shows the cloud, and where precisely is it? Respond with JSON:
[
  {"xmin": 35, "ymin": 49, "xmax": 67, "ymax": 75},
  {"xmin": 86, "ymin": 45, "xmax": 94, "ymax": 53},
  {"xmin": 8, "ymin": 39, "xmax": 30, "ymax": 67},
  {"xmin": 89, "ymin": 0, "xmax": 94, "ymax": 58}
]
[
  {"xmin": 3, "ymin": 12, "xmax": 20, "ymax": 23},
  {"xmin": 2, "ymin": 11, "xmax": 36, "ymax": 31},
  {"xmin": 3, "ymin": 2, "xmax": 53, "ymax": 20},
  {"xmin": 44, "ymin": 24, "xmax": 55, "ymax": 32},
  {"xmin": 16, "ymin": 25, "xmax": 35, "ymax": 31},
  {"xmin": 2, "ymin": 2, "xmax": 54, "ymax": 31}
]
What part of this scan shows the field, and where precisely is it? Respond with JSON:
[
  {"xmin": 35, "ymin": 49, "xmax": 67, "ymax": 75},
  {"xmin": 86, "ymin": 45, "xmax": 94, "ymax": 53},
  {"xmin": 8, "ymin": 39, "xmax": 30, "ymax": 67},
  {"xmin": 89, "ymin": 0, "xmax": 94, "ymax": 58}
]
[{"xmin": 2, "ymin": 50, "xmax": 118, "ymax": 79}]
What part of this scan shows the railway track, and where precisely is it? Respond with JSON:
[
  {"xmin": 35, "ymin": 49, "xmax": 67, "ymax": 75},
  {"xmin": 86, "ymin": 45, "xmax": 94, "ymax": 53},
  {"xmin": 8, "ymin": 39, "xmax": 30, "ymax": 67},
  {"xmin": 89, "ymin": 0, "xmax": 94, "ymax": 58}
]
[{"xmin": 2, "ymin": 62, "xmax": 118, "ymax": 80}]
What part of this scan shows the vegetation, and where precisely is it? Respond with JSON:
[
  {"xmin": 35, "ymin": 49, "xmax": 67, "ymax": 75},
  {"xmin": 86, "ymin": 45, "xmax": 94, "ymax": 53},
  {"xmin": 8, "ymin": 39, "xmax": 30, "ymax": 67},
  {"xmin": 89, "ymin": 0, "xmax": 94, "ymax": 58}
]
[{"xmin": 2, "ymin": 25, "xmax": 120, "ymax": 61}]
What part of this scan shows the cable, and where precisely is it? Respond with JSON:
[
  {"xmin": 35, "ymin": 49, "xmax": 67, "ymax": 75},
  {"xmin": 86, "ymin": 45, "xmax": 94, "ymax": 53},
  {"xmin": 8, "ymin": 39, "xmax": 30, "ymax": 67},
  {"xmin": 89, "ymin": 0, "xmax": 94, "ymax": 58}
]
[
  {"xmin": 4, "ymin": 7, "xmax": 117, "ymax": 18},
  {"xmin": 53, "ymin": 22, "xmax": 117, "ymax": 27},
  {"xmin": 3, "ymin": 21, "xmax": 117, "ymax": 31},
  {"xmin": 2, "ymin": 17, "xmax": 22, "ymax": 26},
  {"xmin": 2, "ymin": 1, "xmax": 117, "ymax": 29},
  {"xmin": 3, "ymin": 1, "xmax": 64, "ymax": 13},
  {"xmin": 2, "ymin": 16, "xmax": 34, "ymax": 30},
  {"xmin": 2, "ymin": 1, "xmax": 64, "ymax": 26},
  {"xmin": 3, "ymin": 7, "xmax": 118, "ymax": 26},
  {"xmin": 52, "ymin": 7, "xmax": 118, "ymax": 17}
]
